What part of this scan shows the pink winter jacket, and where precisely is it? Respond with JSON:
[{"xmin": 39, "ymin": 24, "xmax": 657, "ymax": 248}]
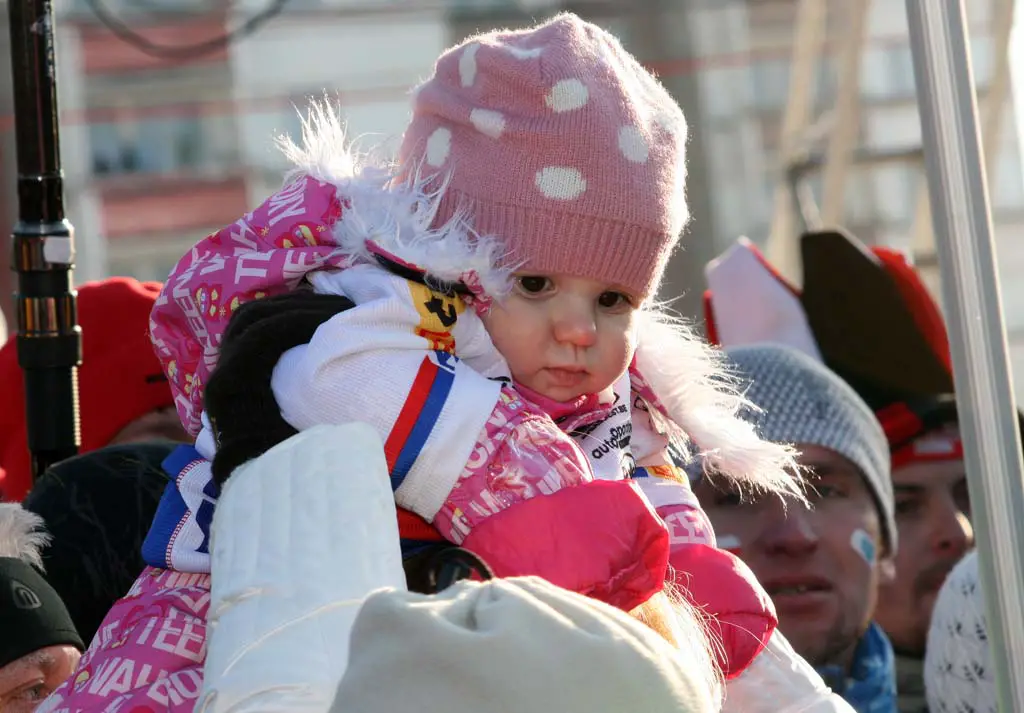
[{"xmin": 38, "ymin": 567, "xmax": 209, "ymax": 712}]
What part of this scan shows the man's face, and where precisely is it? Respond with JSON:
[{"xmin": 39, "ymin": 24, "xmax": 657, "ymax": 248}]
[
  {"xmin": 695, "ymin": 444, "xmax": 893, "ymax": 669},
  {"xmin": 873, "ymin": 443, "xmax": 972, "ymax": 656},
  {"xmin": 0, "ymin": 645, "xmax": 80, "ymax": 713}
]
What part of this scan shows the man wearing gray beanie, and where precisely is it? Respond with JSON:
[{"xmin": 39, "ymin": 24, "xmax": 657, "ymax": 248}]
[{"xmin": 693, "ymin": 344, "xmax": 898, "ymax": 713}]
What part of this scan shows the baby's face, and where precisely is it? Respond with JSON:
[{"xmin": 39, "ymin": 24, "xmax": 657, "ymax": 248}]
[{"xmin": 481, "ymin": 273, "xmax": 639, "ymax": 401}]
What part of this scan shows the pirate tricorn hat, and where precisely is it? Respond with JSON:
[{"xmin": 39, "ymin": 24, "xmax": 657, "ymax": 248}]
[{"xmin": 703, "ymin": 228, "xmax": 966, "ymax": 453}]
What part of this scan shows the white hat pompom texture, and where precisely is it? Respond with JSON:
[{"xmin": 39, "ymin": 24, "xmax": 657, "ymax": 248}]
[{"xmin": 924, "ymin": 550, "xmax": 996, "ymax": 713}]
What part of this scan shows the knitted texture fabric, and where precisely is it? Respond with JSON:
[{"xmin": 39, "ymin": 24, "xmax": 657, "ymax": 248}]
[
  {"xmin": 0, "ymin": 557, "xmax": 83, "ymax": 668},
  {"xmin": 724, "ymin": 344, "xmax": 896, "ymax": 553},
  {"xmin": 398, "ymin": 12, "xmax": 689, "ymax": 300},
  {"xmin": 924, "ymin": 550, "xmax": 995, "ymax": 713}
]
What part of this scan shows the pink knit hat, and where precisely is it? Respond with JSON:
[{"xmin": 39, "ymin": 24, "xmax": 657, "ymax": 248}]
[{"xmin": 398, "ymin": 13, "xmax": 689, "ymax": 300}]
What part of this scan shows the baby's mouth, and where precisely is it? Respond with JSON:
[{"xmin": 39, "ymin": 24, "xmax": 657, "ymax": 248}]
[{"xmin": 544, "ymin": 366, "xmax": 588, "ymax": 387}]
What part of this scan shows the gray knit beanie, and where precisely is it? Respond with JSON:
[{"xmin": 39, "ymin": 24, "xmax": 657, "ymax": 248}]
[
  {"xmin": 330, "ymin": 576, "xmax": 718, "ymax": 713},
  {"xmin": 725, "ymin": 344, "xmax": 896, "ymax": 554}
]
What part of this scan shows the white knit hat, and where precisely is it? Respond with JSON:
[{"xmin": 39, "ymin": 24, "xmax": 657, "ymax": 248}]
[
  {"xmin": 924, "ymin": 550, "xmax": 995, "ymax": 713},
  {"xmin": 330, "ymin": 576, "xmax": 718, "ymax": 713}
]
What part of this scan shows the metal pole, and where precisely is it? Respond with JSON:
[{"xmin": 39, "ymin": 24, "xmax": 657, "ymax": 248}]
[
  {"xmin": 905, "ymin": 1, "xmax": 1024, "ymax": 709},
  {"xmin": 908, "ymin": 0, "xmax": 1015, "ymax": 292},
  {"xmin": 8, "ymin": 0, "xmax": 81, "ymax": 481}
]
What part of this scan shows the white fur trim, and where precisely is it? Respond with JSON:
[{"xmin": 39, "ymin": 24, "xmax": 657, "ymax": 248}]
[
  {"xmin": 634, "ymin": 310, "xmax": 806, "ymax": 501},
  {"xmin": 0, "ymin": 503, "xmax": 50, "ymax": 569},
  {"xmin": 275, "ymin": 101, "xmax": 513, "ymax": 299}
]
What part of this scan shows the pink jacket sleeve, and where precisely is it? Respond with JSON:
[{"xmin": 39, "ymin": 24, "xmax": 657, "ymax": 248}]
[
  {"xmin": 633, "ymin": 466, "xmax": 776, "ymax": 679},
  {"xmin": 428, "ymin": 388, "xmax": 670, "ymax": 612},
  {"xmin": 38, "ymin": 567, "xmax": 210, "ymax": 713},
  {"xmin": 149, "ymin": 175, "xmax": 355, "ymax": 438},
  {"xmin": 433, "ymin": 387, "xmax": 594, "ymax": 542}
]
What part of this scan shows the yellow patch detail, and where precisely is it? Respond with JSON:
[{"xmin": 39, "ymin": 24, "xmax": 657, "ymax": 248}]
[{"xmin": 409, "ymin": 281, "xmax": 465, "ymax": 354}]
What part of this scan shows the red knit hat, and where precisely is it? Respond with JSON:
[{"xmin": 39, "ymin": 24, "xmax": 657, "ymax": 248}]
[{"xmin": 0, "ymin": 277, "xmax": 173, "ymax": 502}]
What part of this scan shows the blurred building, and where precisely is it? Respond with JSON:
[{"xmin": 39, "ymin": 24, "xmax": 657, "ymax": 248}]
[
  {"xmin": 57, "ymin": 0, "xmax": 455, "ymax": 284},
  {"xmin": 0, "ymin": 0, "xmax": 1022, "ymax": 396}
]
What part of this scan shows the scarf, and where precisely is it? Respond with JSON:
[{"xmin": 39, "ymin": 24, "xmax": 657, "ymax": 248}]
[
  {"xmin": 141, "ymin": 368, "xmax": 665, "ymax": 574},
  {"xmin": 894, "ymin": 652, "xmax": 929, "ymax": 713},
  {"xmin": 818, "ymin": 622, "xmax": 898, "ymax": 713}
]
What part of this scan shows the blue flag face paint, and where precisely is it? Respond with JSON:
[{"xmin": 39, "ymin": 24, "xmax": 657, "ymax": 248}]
[{"xmin": 851, "ymin": 528, "xmax": 877, "ymax": 566}]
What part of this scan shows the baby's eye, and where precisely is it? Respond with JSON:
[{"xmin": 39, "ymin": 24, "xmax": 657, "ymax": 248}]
[
  {"xmin": 516, "ymin": 276, "xmax": 552, "ymax": 294},
  {"xmin": 597, "ymin": 291, "xmax": 632, "ymax": 309}
]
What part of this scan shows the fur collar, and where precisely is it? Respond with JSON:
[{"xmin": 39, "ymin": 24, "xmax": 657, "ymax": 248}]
[
  {"xmin": 633, "ymin": 310, "xmax": 804, "ymax": 500},
  {"xmin": 277, "ymin": 102, "xmax": 513, "ymax": 300}
]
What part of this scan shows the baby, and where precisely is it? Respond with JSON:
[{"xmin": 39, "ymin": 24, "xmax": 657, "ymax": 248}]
[{"xmin": 149, "ymin": 13, "xmax": 801, "ymax": 678}]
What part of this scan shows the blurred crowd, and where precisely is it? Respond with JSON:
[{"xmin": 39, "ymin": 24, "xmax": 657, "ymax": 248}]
[{"xmin": 0, "ymin": 12, "xmax": 1004, "ymax": 713}]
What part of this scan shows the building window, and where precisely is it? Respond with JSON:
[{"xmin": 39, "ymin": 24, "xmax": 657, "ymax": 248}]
[
  {"xmin": 862, "ymin": 103, "xmax": 922, "ymax": 153},
  {"xmin": 861, "ymin": 44, "xmax": 917, "ymax": 100},
  {"xmin": 872, "ymin": 163, "xmax": 917, "ymax": 228},
  {"xmin": 90, "ymin": 112, "xmax": 238, "ymax": 177},
  {"xmin": 240, "ymin": 104, "xmax": 308, "ymax": 172},
  {"xmin": 750, "ymin": 57, "xmax": 790, "ymax": 110},
  {"xmin": 814, "ymin": 55, "xmax": 837, "ymax": 107}
]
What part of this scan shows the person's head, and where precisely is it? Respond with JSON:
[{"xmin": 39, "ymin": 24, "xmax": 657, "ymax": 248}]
[
  {"xmin": 0, "ymin": 505, "xmax": 83, "ymax": 712},
  {"xmin": 397, "ymin": 13, "xmax": 688, "ymax": 401},
  {"xmin": 873, "ymin": 402, "xmax": 972, "ymax": 657},
  {"xmin": 703, "ymin": 229, "xmax": 977, "ymax": 661},
  {"xmin": 924, "ymin": 549, "xmax": 994, "ymax": 713},
  {"xmin": 694, "ymin": 344, "xmax": 896, "ymax": 670},
  {"xmin": 21, "ymin": 443, "xmax": 172, "ymax": 644},
  {"xmin": 0, "ymin": 277, "xmax": 189, "ymax": 502},
  {"xmin": 331, "ymin": 576, "xmax": 719, "ymax": 713}
]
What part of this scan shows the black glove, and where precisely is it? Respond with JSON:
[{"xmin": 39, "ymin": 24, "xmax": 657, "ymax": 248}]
[
  {"xmin": 402, "ymin": 544, "xmax": 495, "ymax": 594},
  {"xmin": 204, "ymin": 290, "xmax": 355, "ymax": 486}
]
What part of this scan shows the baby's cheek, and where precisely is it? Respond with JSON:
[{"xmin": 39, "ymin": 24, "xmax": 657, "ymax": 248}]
[{"xmin": 598, "ymin": 321, "xmax": 636, "ymax": 369}]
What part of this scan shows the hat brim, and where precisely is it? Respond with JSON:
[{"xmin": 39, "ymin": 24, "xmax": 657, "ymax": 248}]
[{"xmin": 799, "ymin": 229, "xmax": 955, "ymax": 410}]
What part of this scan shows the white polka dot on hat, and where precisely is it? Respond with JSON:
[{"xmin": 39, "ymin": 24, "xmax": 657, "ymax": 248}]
[
  {"xmin": 397, "ymin": 13, "xmax": 689, "ymax": 300},
  {"xmin": 924, "ymin": 550, "xmax": 996, "ymax": 713}
]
